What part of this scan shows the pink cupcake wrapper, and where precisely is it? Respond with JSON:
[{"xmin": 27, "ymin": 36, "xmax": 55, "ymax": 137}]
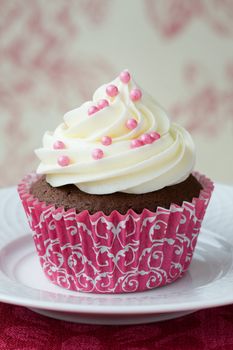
[{"xmin": 18, "ymin": 172, "xmax": 214, "ymax": 294}]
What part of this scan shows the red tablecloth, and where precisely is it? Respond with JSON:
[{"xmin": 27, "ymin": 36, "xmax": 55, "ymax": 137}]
[{"xmin": 0, "ymin": 303, "xmax": 233, "ymax": 349}]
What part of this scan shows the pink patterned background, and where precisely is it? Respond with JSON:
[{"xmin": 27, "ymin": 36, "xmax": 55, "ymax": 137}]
[{"xmin": 1, "ymin": 0, "xmax": 233, "ymax": 187}]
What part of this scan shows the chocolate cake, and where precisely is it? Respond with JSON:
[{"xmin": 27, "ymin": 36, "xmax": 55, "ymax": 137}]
[{"xmin": 30, "ymin": 174, "xmax": 202, "ymax": 215}]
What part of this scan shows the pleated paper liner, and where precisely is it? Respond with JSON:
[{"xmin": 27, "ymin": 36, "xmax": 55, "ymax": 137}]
[{"xmin": 18, "ymin": 172, "xmax": 214, "ymax": 294}]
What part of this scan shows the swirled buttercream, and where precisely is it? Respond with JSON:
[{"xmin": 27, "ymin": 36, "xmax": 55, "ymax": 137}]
[{"xmin": 35, "ymin": 71, "xmax": 195, "ymax": 194}]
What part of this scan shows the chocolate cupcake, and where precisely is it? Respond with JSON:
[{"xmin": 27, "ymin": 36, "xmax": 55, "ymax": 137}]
[{"xmin": 18, "ymin": 70, "xmax": 214, "ymax": 293}]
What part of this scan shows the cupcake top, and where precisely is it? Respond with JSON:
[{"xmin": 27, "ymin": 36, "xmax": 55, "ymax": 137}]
[{"xmin": 35, "ymin": 70, "xmax": 195, "ymax": 194}]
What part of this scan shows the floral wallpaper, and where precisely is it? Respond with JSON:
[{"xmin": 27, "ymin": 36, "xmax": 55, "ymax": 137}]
[{"xmin": 0, "ymin": 0, "xmax": 232, "ymax": 187}]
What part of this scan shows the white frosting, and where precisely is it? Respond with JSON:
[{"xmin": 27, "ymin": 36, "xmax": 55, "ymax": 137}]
[{"xmin": 35, "ymin": 73, "xmax": 196, "ymax": 194}]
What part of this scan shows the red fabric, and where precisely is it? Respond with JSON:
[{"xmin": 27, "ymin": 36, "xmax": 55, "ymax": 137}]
[{"xmin": 0, "ymin": 303, "xmax": 233, "ymax": 349}]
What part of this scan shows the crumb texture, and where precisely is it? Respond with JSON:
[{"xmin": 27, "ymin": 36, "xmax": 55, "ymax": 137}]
[{"xmin": 30, "ymin": 175, "xmax": 202, "ymax": 215}]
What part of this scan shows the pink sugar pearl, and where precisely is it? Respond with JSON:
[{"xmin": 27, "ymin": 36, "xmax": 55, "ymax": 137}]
[
  {"xmin": 57, "ymin": 155, "xmax": 70, "ymax": 167},
  {"xmin": 53, "ymin": 140, "xmax": 65, "ymax": 149},
  {"xmin": 126, "ymin": 118, "xmax": 138, "ymax": 130},
  {"xmin": 106, "ymin": 84, "xmax": 118, "ymax": 97},
  {"xmin": 130, "ymin": 88, "xmax": 142, "ymax": 102},
  {"xmin": 140, "ymin": 133, "xmax": 154, "ymax": 144},
  {"xmin": 88, "ymin": 105, "xmax": 99, "ymax": 116},
  {"xmin": 150, "ymin": 131, "xmax": 161, "ymax": 141},
  {"xmin": 92, "ymin": 148, "xmax": 104, "ymax": 160},
  {"xmin": 130, "ymin": 139, "xmax": 143, "ymax": 148},
  {"xmin": 120, "ymin": 70, "xmax": 131, "ymax": 84},
  {"xmin": 97, "ymin": 99, "xmax": 109, "ymax": 110},
  {"xmin": 101, "ymin": 136, "xmax": 112, "ymax": 146}
]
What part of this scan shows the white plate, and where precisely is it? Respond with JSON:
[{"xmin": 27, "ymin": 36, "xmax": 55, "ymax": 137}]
[{"xmin": 0, "ymin": 184, "xmax": 232, "ymax": 325}]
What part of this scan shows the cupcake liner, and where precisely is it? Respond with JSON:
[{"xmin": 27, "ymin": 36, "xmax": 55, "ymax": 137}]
[{"xmin": 17, "ymin": 172, "xmax": 214, "ymax": 294}]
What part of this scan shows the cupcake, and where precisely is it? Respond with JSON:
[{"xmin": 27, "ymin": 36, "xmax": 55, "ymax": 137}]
[{"xmin": 18, "ymin": 70, "xmax": 214, "ymax": 294}]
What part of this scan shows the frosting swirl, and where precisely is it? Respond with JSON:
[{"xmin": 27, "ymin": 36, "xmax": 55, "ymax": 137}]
[{"xmin": 35, "ymin": 71, "xmax": 195, "ymax": 194}]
